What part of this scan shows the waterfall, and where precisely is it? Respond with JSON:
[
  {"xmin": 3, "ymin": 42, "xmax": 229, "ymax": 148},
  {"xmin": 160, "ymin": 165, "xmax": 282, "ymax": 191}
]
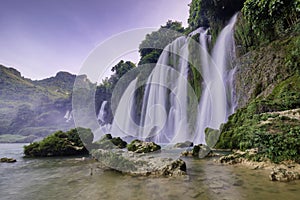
[
  {"xmin": 194, "ymin": 14, "xmax": 238, "ymax": 144},
  {"xmin": 139, "ymin": 36, "xmax": 190, "ymax": 143},
  {"xmin": 97, "ymin": 101, "xmax": 107, "ymax": 124},
  {"xmin": 64, "ymin": 110, "xmax": 73, "ymax": 123},
  {"xmin": 111, "ymin": 77, "xmax": 138, "ymax": 138},
  {"xmin": 64, "ymin": 110, "xmax": 70, "ymax": 120},
  {"xmin": 109, "ymin": 14, "xmax": 238, "ymax": 145}
]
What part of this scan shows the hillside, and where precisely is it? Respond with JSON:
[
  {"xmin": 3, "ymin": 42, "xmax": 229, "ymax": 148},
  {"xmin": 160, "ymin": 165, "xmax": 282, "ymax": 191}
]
[{"xmin": 0, "ymin": 65, "xmax": 75, "ymax": 142}]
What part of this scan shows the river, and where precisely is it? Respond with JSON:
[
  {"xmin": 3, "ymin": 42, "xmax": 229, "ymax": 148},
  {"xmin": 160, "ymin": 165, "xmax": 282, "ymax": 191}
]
[{"xmin": 0, "ymin": 143, "xmax": 299, "ymax": 200}]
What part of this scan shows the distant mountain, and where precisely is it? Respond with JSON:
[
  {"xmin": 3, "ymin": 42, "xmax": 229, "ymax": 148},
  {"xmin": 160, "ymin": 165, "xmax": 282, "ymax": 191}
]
[{"xmin": 0, "ymin": 65, "xmax": 76, "ymax": 142}]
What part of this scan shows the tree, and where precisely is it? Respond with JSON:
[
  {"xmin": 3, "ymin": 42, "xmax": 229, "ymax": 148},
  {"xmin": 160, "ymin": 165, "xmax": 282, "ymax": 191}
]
[
  {"xmin": 138, "ymin": 21, "xmax": 185, "ymax": 65},
  {"xmin": 111, "ymin": 60, "xmax": 136, "ymax": 78}
]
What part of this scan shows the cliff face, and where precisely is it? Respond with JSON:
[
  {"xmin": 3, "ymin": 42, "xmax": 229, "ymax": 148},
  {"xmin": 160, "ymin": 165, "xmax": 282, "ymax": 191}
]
[
  {"xmin": 215, "ymin": 21, "xmax": 300, "ymax": 161},
  {"xmin": 234, "ymin": 35, "xmax": 300, "ymax": 109}
]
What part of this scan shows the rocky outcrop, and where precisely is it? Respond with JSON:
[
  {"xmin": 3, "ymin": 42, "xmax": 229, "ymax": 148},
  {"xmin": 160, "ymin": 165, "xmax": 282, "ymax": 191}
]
[
  {"xmin": 181, "ymin": 144, "xmax": 212, "ymax": 158},
  {"xmin": 92, "ymin": 149, "xmax": 186, "ymax": 177},
  {"xmin": 173, "ymin": 141, "xmax": 193, "ymax": 148},
  {"xmin": 93, "ymin": 134, "xmax": 127, "ymax": 149},
  {"xmin": 0, "ymin": 157, "xmax": 16, "ymax": 163},
  {"xmin": 24, "ymin": 128, "xmax": 92, "ymax": 157},
  {"xmin": 218, "ymin": 149, "xmax": 258, "ymax": 165},
  {"xmin": 127, "ymin": 140, "xmax": 161, "ymax": 153},
  {"xmin": 234, "ymin": 36, "xmax": 298, "ymax": 109},
  {"xmin": 269, "ymin": 168, "xmax": 300, "ymax": 182},
  {"xmin": 218, "ymin": 149, "xmax": 300, "ymax": 182}
]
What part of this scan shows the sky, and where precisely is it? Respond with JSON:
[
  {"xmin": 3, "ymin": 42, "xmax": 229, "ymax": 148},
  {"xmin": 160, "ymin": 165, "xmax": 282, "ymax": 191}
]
[{"xmin": 0, "ymin": 0, "xmax": 191, "ymax": 80}]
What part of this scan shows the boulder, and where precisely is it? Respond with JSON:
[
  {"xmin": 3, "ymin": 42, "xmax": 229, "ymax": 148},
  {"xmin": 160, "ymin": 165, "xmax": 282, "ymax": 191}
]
[
  {"xmin": 92, "ymin": 149, "xmax": 186, "ymax": 177},
  {"xmin": 269, "ymin": 168, "xmax": 300, "ymax": 182},
  {"xmin": 181, "ymin": 144, "xmax": 212, "ymax": 158},
  {"xmin": 93, "ymin": 134, "xmax": 127, "ymax": 150},
  {"xmin": 173, "ymin": 141, "xmax": 193, "ymax": 148},
  {"xmin": 127, "ymin": 140, "xmax": 161, "ymax": 153},
  {"xmin": 0, "ymin": 157, "xmax": 16, "ymax": 163}
]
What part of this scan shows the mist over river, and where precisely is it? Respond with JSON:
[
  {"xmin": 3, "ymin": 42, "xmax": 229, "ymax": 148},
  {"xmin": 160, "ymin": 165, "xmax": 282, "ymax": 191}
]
[{"xmin": 0, "ymin": 143, "xmax": 299, "ymax": 200}]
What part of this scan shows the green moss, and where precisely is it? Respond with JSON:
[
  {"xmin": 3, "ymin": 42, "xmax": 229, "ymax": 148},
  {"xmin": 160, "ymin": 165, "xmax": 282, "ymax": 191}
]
[
  {"xmin": 216, "ymin": 73, "xmax": 300, "ymax": 163},
  {"xmin": 24, "ymin": 128, "xmax": 92, "ymax": 157}
]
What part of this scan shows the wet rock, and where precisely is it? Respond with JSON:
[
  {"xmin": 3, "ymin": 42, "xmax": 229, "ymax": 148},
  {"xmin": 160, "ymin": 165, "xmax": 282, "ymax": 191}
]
[
  {"xmin": 269, "ymin": 168, "xmax": 300, "ymax": 182},
  {"xmin": 219, "ymin": 153, "xmax": 242, "ymax": 165},
  {"xmin": 127, "ymin": 140, "xmax": 161, "ymax": 153},
  {"xmin": 173, "ymin": 141, "xmax": 193, "ymax": 148},
  {"xmin": 181, "ymin": 144, "xmax": 212, "ymax": 158},
  {"xmin": 92, "ymin": 149, "xmax": 186, "ymax": 177},
  {"xmin": 218, "ymin": 148, "xmax": 260, "ymax": 165},
  {"xmin": 94, "ymin": 134, "xmax": 127, "ymax": 149},
  {"xmin": 0, "ymin": 157, "xmax": 16, "ymax": 163}
]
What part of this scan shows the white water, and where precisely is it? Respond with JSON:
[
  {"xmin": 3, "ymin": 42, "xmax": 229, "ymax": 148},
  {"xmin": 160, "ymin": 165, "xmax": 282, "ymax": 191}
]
[
  {"xmin": 111, "ymin": 78, "xmax": 139, "ymax": 138},
  {"xmin": 194, "ymin": 14, "xmax": 238, "ymax": 144},
  {"xmin": 110, "ymin": 14, "xmax": 238, "ymax": 144},
  {"xmin": 64, "ymin": 110, "xmax": 73, "ymax": 123},
  {"xmin": 97, "ymin": 101, "xmax": 107, "ymax": 124},
  {"xmin": 139, "ymin": 36, "xmax": 190, "ymax": 143}
]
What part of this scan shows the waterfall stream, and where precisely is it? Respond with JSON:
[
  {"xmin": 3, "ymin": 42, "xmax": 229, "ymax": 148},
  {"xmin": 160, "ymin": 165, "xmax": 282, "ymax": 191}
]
[{"xmin": 109, "ymin": 14, "xmax": 238, "ymax": 144}]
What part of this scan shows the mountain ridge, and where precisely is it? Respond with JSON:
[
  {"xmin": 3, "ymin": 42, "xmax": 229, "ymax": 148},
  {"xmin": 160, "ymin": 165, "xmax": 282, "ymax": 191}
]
[{"xmin": 0, "ymin": 64, "xmax": 77, "ymax": 142}]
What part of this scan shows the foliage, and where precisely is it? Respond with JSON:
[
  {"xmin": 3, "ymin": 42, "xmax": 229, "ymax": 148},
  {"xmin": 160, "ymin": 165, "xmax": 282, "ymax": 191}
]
[
  {"xmin": 187, "ymin": 0, "xmax": 245, "ymax": 40},
  {"xmin": 241, "ymin": 128, "xmax": 300, "ymax": 163},
  {"xmin": 138, "ymin": 21, "xmax": 185, "ymax": 65},
  {"xmin": 24, "ymin": 128, "xmax": 93, "ymax": 157},
  {"xmin": 216, "ymin": 73, "xmax": 300, "ymax": 163},
  {"xmin": 242, "ymin": 0, "xmax": 300, "ymax": 42}
]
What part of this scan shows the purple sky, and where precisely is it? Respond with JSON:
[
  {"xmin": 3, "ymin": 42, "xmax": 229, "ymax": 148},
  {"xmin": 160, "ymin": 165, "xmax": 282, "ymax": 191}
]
[{"xmin": 0, "ymin": 0, "xmax": 191, "ymax": 80}]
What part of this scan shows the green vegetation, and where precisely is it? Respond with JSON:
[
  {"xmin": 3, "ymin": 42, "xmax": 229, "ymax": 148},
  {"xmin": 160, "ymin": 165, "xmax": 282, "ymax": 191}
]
[
  {"xmin": 0, "ymin": 65, "xmax": 77, "ymax": 140},
  {"xmin": 187, "ymin": 0, "xmax": 244, "ymax": 41},
  {"xmin": 24, "ymin": 128, "xmax": 93, "ymax": 157},
  {"xmin": 243, "ymin": 0, "xmax": 300, "ymax": 41},
  {"xmin": 216, "ymin": 73, "xmax": 300, "ymax": 163},
  {"xmin": 139, "ymin": 20, "xmax": 185, "ymax": 65}
]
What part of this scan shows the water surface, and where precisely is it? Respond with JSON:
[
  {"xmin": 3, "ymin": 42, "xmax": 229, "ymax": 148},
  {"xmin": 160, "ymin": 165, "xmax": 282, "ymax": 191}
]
[{"xmin": 0, "ymin": 143, "xmax": 299, "ymax": 200}]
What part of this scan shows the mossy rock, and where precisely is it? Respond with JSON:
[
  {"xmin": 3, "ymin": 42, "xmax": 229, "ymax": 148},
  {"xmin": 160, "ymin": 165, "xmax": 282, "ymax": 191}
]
[
  {"xmin": 0, "ymin": 157, "xmax": 16, "ymax": 163},
  {"xmin": 205, "ymin": 128, "xmax": 221, "ymax": 148},
  {"xmin": 127, "ymin": 139, "xmax": 161, "ymax": 153},
  {"xmin": 24, "ymin": 128, "xmax": 92, "ymax": 157},
  {"xmin": 93, "ymin": 134, "xmax": 127, "ymax": 150}
]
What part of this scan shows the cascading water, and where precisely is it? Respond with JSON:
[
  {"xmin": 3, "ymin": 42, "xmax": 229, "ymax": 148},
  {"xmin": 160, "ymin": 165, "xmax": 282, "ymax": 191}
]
[
  {"xmin": 97, "ymin": 101, "xmax": 107, "ymax": 124},
  {"xmin": 111, "ymin": 77, "xmax": 138, "ymax": 138},
  {"xmin": 194, "ymin": 14, "xmax": 238, "ymax": 144},
  {"xmin": 64, "ymin": 110, "xmax": 73, "ymax": 123},
  {"xmin": 109, "ymin": 14, "xmax": 238, "ymax": 144},
  {"xmin": 139, "ymin": 36, "xmax": 191, "ymax": 143}
]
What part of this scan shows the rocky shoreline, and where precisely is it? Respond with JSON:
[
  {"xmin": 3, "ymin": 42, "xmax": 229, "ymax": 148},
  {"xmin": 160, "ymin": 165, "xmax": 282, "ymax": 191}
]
[
  {"xmin": 92, "ymin": 149, "xmax": 187, "ymax": 177},
  {"xmin": 216, "ymin": 149, "xmax": 300, "ymax": 182}
]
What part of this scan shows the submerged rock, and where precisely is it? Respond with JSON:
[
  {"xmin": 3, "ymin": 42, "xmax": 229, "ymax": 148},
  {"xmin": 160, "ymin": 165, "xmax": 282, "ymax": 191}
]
[
  {"xmin": 173, "ymin": 141, "xmax": 193, "ymax": 148},
  {"xmin": 92, "ymin": 149, "xmax": 186, "ymax": 177},
  {"xmin": 127, "ymin": 140, "xmax": 161, "ymax": 153},
  {"xmin": 269, "ymin": 168, "xmax": 300, "ymax": 182},
  {"xmin": 0, "ymin": 157, "xmax": 16, "ymax": 163}
]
